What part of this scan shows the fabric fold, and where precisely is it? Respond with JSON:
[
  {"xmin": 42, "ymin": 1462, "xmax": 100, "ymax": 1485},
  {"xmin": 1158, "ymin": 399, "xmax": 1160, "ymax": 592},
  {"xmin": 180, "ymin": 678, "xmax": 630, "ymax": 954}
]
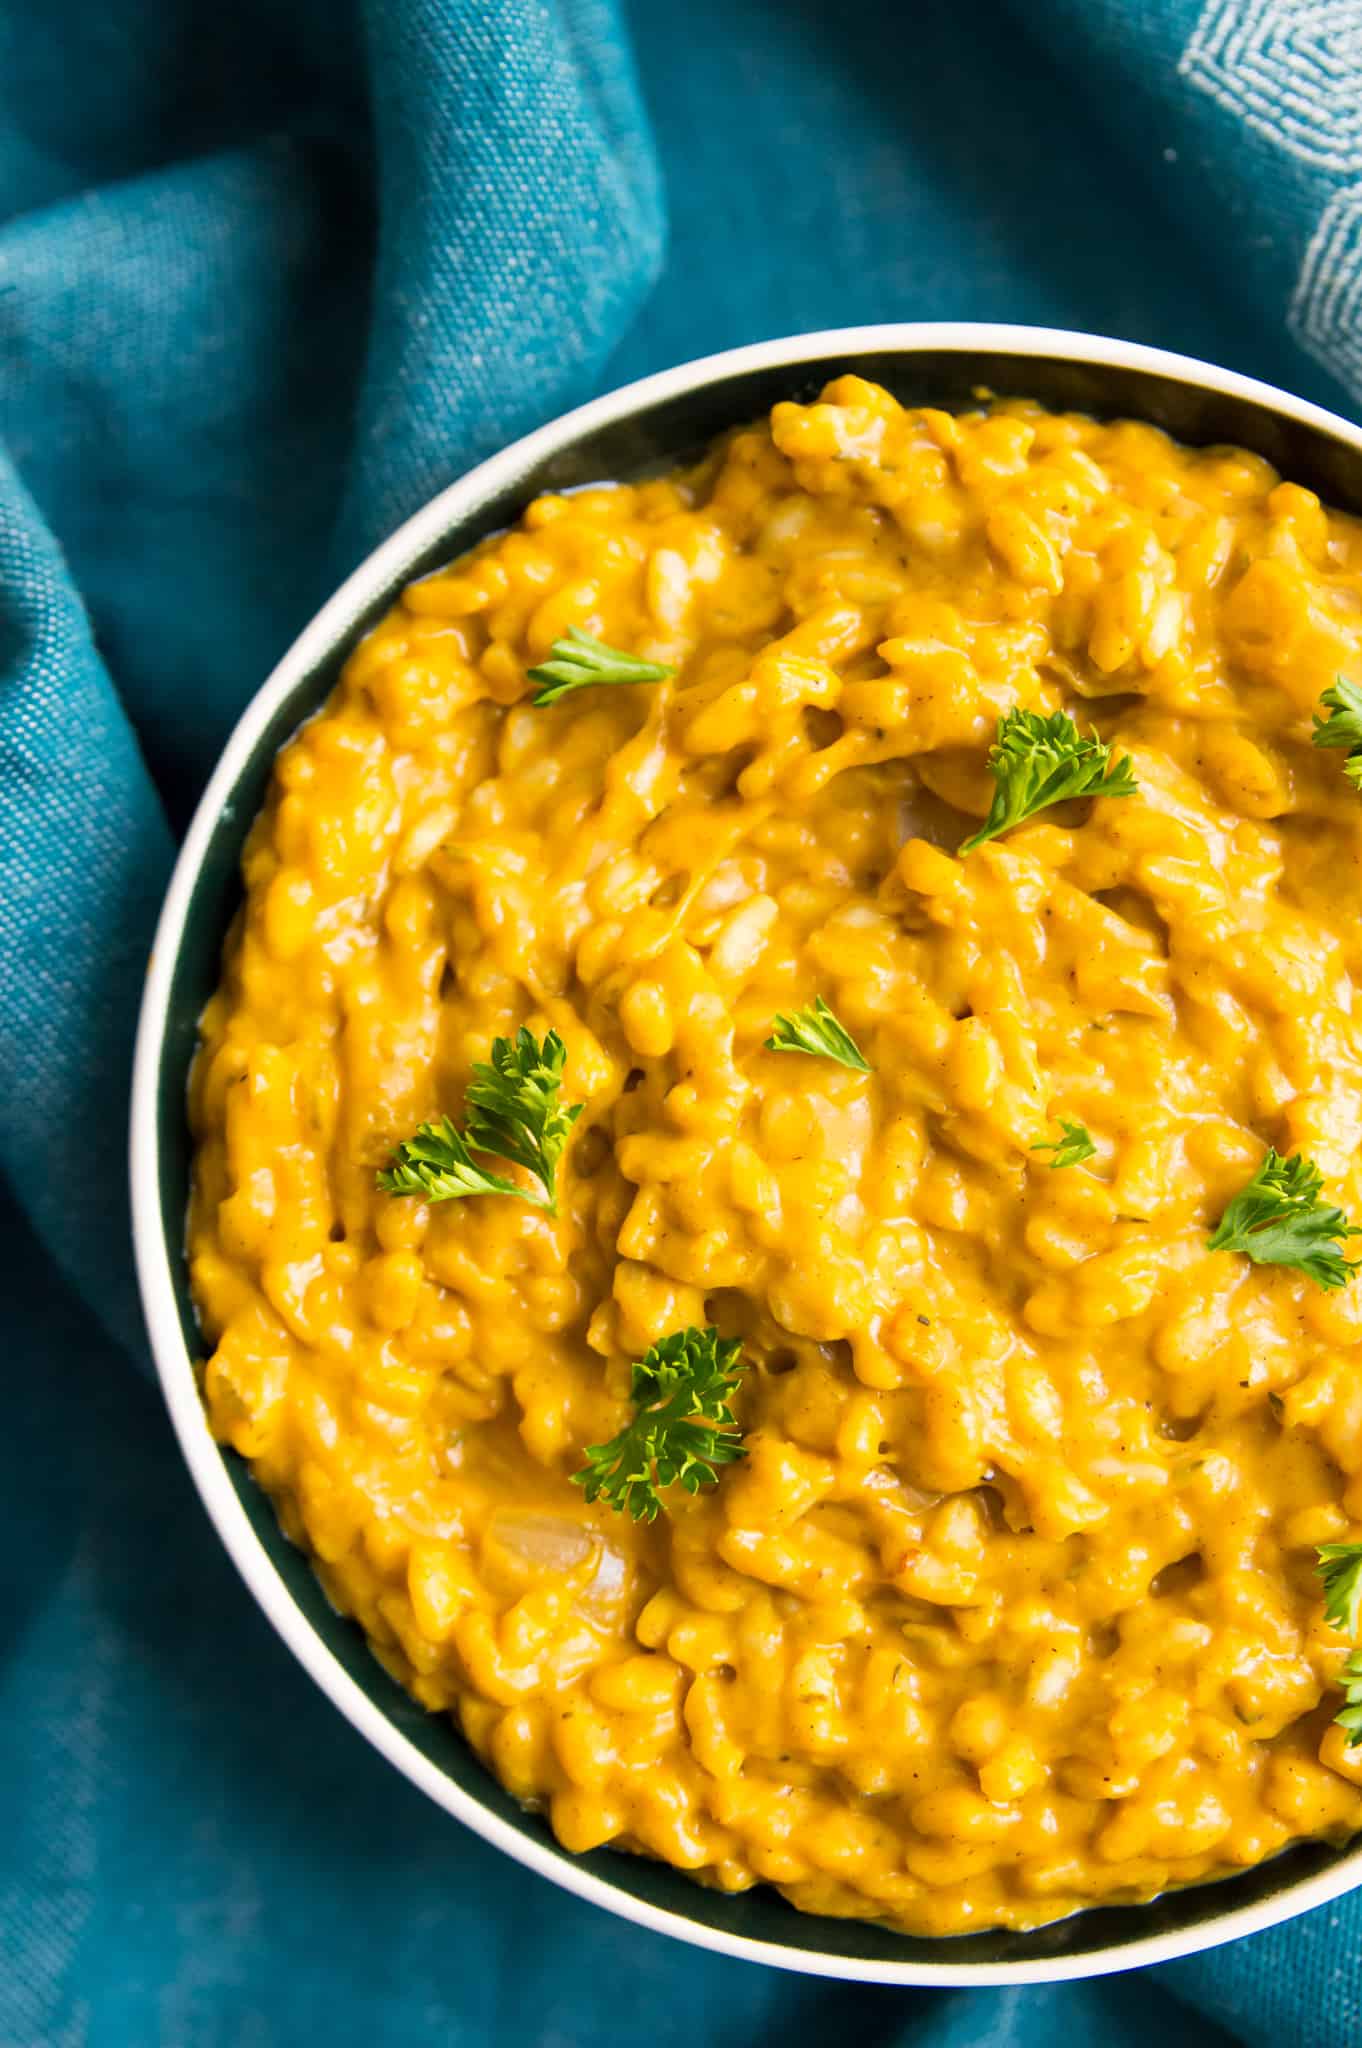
[
  {"xmin": 336, "ymin": 0, "xmax": 665, "ymax": 562},
  {"xmin": 0, "ymin": 445, "xmax": 169, "ymax": 1363}
]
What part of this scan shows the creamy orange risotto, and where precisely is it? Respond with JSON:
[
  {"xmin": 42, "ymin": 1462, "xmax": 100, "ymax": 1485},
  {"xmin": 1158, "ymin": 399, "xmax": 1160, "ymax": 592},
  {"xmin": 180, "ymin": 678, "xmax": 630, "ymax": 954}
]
[{"xmin": 189, "ymin": 376, "xmax": 1362, "ymax": 1936}]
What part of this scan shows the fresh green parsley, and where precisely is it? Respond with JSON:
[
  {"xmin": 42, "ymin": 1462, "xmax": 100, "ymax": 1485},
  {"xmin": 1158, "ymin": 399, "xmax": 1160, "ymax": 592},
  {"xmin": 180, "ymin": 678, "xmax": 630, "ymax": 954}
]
[
  {"xmin": 377, "ymin": 1116, "xmax": 528, "ymax": 1206},
  {"xmin": 1031, "ymin": 1117, "xmax": 1097, "ymax": 1170},
  {"xmin": 959, "ymin": 709, "xmax": 1138, "ymax": 853},
  {"xmin": 527, "ymin": 627, "xmax": 675, "ymax": 707},
  {"xmin": 1207, "ymin": 1148, "xmax": 1361, "ymax": 1291},
  {"xmin": 1312, "ymin": 676, "xmax": 1362, "ymax": 791},
  {"xmin": 573, "ymin": 1326, "xmax": 748, "ymax": 1522},
  {"xmin": 377, "ymin": 1027, "xmax": 581, "ymax": 1216},
  {"xmin": 1336, "ymin": 1648, "xmax": 1362, "ymax": 1749},
  {"xmin": 1319, "ymin": 1544, "xmax": 1362, "ymax": 1637},
  {"xmin": 765, "ymin": 996, "xmax": 872, "ymax": 1073},
  {"xmin": 1317, "ymin": 1546, "xmax": 1362, "ymax": 1746}
]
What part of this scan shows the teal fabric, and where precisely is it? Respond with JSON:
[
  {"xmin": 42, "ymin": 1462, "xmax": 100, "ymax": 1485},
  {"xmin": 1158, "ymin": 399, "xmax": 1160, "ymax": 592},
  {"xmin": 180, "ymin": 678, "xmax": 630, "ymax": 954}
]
[{"xmin": 4, "ymin": 0, "xmax": 1362, "ymax": 2039}]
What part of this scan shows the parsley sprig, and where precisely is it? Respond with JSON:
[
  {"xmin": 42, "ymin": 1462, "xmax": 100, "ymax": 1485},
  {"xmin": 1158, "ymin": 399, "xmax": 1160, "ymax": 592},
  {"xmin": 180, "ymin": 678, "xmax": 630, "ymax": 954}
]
[
  {"xmin": 377, "ymin": 1027, "xmax": 581, "ymax": 1216},
  {"xmin": 1207, "ymin": 1149, "xmax": 1361, "ymax": 1291},
  {"xmin": 1317, "ymin": 1545, "xmax": 1362, "ymax": 1748},
  {"xmin": 765, "ymin": 996, "xmax": 872, "ymax": 1073},
  {"xmin": 1318, "ymin": 1544, "xmax": 1362, "ymax": 1637},
  {"xmin": 1336, "ymin": 1649, "xmax": 1362, "ymax": 1749},
  {"xmin": 959, "ymin": 709, "xmax": 1138, "ymax": 853},
  {"xmin": 377, "ymin": 1117, "xmax": 528, "ymax": 1205},
  {"xmin": 1031, "ymin": 1117, "xmax": 1096, "ymax": 1170},
  {"xmin": 573, "ymin": 1326, "xmax": 748, "ymax": 1522},
  {"xmin": 528, "ymin": 627, "xmax": 675, "ymax": 707},
  {"xmin": 1312, "ymin": 677, "xmax": 1362, "ymax": 791}
]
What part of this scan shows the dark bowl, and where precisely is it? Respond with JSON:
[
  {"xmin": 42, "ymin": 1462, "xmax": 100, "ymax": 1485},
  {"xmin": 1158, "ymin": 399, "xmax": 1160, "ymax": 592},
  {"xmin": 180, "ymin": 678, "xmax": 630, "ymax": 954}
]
[{"xmin": 131, "ymin": 324, "xmax": 1362, "ymax": 1984}]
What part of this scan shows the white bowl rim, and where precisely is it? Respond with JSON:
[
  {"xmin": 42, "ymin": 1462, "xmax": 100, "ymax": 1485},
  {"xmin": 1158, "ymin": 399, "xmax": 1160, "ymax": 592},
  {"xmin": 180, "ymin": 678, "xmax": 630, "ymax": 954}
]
[{"xmin": 130, "ymin": 320, "xmax": 1362, "ymax": 1987}]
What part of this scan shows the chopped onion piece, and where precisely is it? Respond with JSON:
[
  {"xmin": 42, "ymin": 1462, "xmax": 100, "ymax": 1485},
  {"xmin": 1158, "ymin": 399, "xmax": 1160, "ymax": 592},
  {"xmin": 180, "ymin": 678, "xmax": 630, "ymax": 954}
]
[{"xmin": 485, "ymin": 1511, "xmax": 594, "ymax": 1580}]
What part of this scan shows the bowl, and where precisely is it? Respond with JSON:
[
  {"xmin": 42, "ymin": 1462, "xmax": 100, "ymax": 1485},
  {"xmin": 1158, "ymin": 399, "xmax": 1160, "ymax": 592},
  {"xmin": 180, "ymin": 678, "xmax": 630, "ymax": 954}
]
[{"xmin": 130, "ymin": 322, "xmax": 1362, "ymax": 1985}]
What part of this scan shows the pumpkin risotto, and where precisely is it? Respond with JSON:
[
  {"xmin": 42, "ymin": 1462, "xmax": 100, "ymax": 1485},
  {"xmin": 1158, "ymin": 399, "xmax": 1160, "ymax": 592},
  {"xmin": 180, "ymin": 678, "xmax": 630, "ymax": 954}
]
[{"xmin": 189, "ymin": 377, "xmax": 1362, "ymax": 1936}]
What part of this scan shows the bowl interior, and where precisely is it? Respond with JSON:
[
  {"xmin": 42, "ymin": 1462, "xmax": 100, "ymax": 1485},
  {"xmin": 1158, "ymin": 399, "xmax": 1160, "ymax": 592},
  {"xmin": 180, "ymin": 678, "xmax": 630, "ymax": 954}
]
[{"xmin": 149, "ymin": 339, "xmax": 1362, "ymax": 1974}]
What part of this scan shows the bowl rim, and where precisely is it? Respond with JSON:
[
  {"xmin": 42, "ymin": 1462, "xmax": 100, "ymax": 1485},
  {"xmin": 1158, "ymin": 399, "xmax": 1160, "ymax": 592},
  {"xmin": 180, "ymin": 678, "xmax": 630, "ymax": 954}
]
[{"xmin": 131, "ymin": 320, "xmax": 1362, "ymax": 1987}]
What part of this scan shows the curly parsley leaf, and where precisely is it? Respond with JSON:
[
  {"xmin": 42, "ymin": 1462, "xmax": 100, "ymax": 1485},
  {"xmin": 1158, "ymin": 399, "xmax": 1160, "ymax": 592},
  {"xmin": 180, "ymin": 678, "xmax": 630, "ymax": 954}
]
[
  {"xmin": 1318, "ymin": 1543, "xmax": 1362, "ymax": 1639},
  {"xmin": 959, "ymin": 709, "xmax": 1138, "ymax": 853},
  {"xmin": 1336, "ymin": 1647, "xmax": 1362, "ymax": 1749},
  {"xmin": 376, "ymin": 1116, "xmax": 526, "ymax": 1204},
  {"xmin": 1316, "ymin": 1546, "xmax": 1362, "ymax": 1745},
  {"xmin": 765, "ymin": 996, "xmax": 872, "ymax": 1073},
  {"xmin": 377, "ymin": 1028, "xmax": 581, "ymax": 1215},
  {"xmin": 1312, "ymin": 676, "xmax": 1362, "ymax": 791},
  {"xmin": 573, "ymin": 1326, "xmax": 748, "ymax": 1522},
  {"xmin": 1207, "ymin": 1148, "xmax": 1362, "ymax": 1290},
  {"xmin": 528, "ymin": 627, "xmax": 675, "ymax": 707},
  {"xmin": 463, "ymin": 1027, "xmax": 583, "ymax": 1208},
  {"xmin": 1031, "ymin": 1116, "xmax": 1097, "ymax": 1170}
]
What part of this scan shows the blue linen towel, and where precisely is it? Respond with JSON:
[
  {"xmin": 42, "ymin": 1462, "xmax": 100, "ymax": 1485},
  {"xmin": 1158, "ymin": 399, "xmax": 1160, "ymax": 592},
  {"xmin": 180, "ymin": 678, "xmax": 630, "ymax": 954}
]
[{"xmin": 3, "ymin": 0, "xmax": 1362, "ymax": 2039}]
